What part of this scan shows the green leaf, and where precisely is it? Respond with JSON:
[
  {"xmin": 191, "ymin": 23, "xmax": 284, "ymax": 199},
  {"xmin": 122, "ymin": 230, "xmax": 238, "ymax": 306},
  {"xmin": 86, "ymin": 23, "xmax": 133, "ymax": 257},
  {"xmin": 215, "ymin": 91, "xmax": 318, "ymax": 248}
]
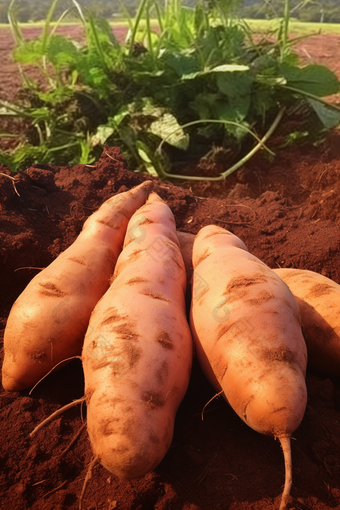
[
  {"xmin": 78, "ymin": 60, "xmax": 110, "ymax": 94},
  {"xmin": 141, "ymin": 99, "xmax": 163, "ymax": 118},
  {"xmin": 194, "ymin": 0, "xmax": 208, "ymax": 37},
  {"xmin": 130, "ymin": 70, "xmax": 165, "ymax": 80},
  {"xmin": 141, "ymin": 101, "xmax": 189, "ymax": 150},
  {"xmin": 209, "ymin": 64, "xmax": 250, "ymax": 73},
  {"xmin": 250, "ymin": 55, "xmax": 279, "ymax": 75},
  {"xmin": 251, "ymin": 87, "xmax": 276, "ymax": 117},
  {"xmin": 163, "ymin": 51, "xmax": 200, "ymax": 78},
  {"xmin": 217, "ymin": 72, "xmax": 253, "ymax": 98},
  {"xmin": 79, "ymin": 139, "xmax": 93, "ymax": 164},
  {"xmin": 308, "ymin": 99, "xmax": 340, "ymax": 129},
  {"xmin": 150, "ymin": 113, "xmax": 189, "ymax": 150},
  {"xmin": 182, "ymin": 63, "xmax": 250, "ymax": 81},
  {"xmin": 280, "ymin": 64, "xmax": 340, "ymax": 97},
  {"xmin": 216, "ymin": 97, "xmax": 250, "ymax": 124},
  {"xmin": 216, "ymin": 72, "xmax": 253, "ymax": 122},
  {"xmin": 37, "ymin": 87, "xmax": 74, "ymax": 105},
  {"xmin": 47, "ymin": 35, "xmax": 79, "ymax": 69},
  {"xmin": 256, "ymin": 75, "xmax": 287, "ymax": 87},
  {"xmin": 136, "ymin": 141, "xmax": 159, "ymax": 177},
  {"xmin": 189, "ymin": 93, "xmax": 219, "ymax": 119},
  {"xmin": 91, "ymin": 125, "xmax": 115, "ymax": 147},
  {"xmin": 181, "ymin": 70, "xmax": 202, "ymax": 81},
  {"xmin": 112, "ymin": 109, "xmax": 130, "ymax": 128},
  {"xmin": 14, "ymin": 39, "xmax": 44, "ymax": 64},
  {"xmin": 30, "ymin": 107, "xmax": 52, "ymax": 123},
  {"xmin": 0, "ymin": 143, "xmax": 49, "ymax": 172}
]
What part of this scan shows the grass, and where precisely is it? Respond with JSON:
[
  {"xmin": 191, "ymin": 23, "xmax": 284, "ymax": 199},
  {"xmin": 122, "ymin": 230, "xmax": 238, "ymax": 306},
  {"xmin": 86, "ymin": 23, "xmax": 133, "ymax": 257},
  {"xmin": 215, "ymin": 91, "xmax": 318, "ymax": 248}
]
[
  {"xmin": 1, "ymin": 18, "xmax": 340, "ymax": 35},
  {"xmin": 0, "ymin": 20, "xmax": 130, "ymax": 31},
  {"xmin": 245, "ymin": 18, "xmax": 340, "ymax": 36}
]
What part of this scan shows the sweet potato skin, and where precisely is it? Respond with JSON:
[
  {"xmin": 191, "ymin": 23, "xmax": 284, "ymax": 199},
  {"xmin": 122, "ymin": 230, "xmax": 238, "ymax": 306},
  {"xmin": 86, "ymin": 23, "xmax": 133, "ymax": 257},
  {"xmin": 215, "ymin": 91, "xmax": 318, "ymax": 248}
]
[
  {"xmin": 82, "ymin": 193, "xmax": 193, "ymax": 479},
  {"xmin": 178, "ymin": 232, "xmax": 340, "ymax": 377},
  {"xmin": 2, "ymin": 181, "xmax": 152, "ymax": 392},
  {"xmin": 274, "ymin": 268, "xmax": 340, "ymax": 376},
  {"xmin": 190, "ymin": 225, "xmax": 307, "ymax": 438}
]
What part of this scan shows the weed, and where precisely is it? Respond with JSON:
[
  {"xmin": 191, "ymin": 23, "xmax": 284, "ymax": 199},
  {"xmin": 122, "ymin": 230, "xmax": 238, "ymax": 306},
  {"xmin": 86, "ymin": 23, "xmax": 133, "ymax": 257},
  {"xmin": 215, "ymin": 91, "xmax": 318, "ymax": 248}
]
[{"xmin": 1, "ymin": 0, "xmax": 340, "ymax": 177}]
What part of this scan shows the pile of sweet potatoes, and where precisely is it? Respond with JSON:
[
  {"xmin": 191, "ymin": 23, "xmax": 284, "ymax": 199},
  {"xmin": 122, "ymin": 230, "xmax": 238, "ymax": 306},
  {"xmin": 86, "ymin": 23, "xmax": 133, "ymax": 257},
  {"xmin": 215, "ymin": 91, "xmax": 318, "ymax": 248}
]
[{"xmin": 2, "ymin": 183, "xmax": 340, "ymax": 509}]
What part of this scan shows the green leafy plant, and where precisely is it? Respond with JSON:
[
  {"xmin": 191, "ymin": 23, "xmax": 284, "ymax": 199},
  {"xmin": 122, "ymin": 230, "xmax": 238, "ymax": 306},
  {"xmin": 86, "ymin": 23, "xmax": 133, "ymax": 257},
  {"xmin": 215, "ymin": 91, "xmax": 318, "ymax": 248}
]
[{"xmin": 1, "ymin": 0, "xmax": 340, "ymax": 178}]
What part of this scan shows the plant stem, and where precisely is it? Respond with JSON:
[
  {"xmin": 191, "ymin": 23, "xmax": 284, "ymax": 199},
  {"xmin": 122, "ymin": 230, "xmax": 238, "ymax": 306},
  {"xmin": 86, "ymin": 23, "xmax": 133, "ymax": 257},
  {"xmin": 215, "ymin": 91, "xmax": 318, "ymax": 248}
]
[
  {"xmin": 281, "ymin": 0, "xmax": 291, "ymax": 61},
  {"xmin": 41, "ymin": 0, "xmax": 60, "ymax": 54},
  {"xmin": 117, "ymin": 0, "xmax": 134, "ymax": 33},
  {"xmin": 71, "ymin": 0, "xmax": 87, "ymax": 27},
  {"xmin": 220, "ymin": 107, "xmax": 284, "ymax": 178},
  {"xmin": 0, "ymin": 100, "xmax": 34, "ymax": 119},
  {"xmin": 159, "ymin": 107, "xmax": 285, "ymax": 181},
  {"xmin": 87, "ymin": 15, "xmax": 108, "ymax": 69},
  {"xmin": 281, "ymin": 85, "xmax": 340, "ymax": 112},
  {"xmin": 146, "ymin": 1, "xmax": 154, "ymax": 59},
  {"xmin": 154, "ymin": 1, "xmax": 164, "ymax": 33},
  {"xmin": 48, "ymin": 141, "xmax": 80, "ymax": 152},
  {"xmin": 8, "ymin": 0, "xmax": 23, "ymax": 46},
  {"xmin": 49, "ymin": 7, "xmax": 74, "ymax": 40},
  {"xmin": 283, "ymin": 0, "xmax": 291, "ymax": 47},
  {"xmin": 158, "ymin": 119, "xmax": 270, "ymax": 155},
  {"xmin": 129, "ymin": 0, "xmax": 148, "ymax": 56}
]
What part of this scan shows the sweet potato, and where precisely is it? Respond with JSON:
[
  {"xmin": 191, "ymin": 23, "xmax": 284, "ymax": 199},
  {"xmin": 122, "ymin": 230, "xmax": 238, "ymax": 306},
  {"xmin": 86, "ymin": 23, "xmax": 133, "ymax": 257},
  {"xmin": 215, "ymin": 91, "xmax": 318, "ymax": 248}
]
[
  {"xmin": 177, "ymin": 232, "xmax": 340, "ymax": 376},
  {"xmin": 2, "ymin": 181, "xmax": 152, "ymax": 392},
  {"xmin": 274, "ymin": 268, "xmax": 340, "ymax": 376},
  {"xmin": 82, "ymin": 192, "xmax": 193, "ymax": 479},
  {"xmin": 190, "ymin": 225, "xmax": 307, "ymax": 509}
]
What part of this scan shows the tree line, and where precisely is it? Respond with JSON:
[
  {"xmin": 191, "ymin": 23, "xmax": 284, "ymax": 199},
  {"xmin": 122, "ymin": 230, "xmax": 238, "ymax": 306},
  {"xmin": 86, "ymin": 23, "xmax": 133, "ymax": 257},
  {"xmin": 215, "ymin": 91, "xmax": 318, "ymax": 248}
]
[
  {"xmin": 0, "ymin": 0, "xmax": 339, "ymax": 24},
  {"xmin": 241, "ymin": 0, "xmax": 340, "ymax": 23}
]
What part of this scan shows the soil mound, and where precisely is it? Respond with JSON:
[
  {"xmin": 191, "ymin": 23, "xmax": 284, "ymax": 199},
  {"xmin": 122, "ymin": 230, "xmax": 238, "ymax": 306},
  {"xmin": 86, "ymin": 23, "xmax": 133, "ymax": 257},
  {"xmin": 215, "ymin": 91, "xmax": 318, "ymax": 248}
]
[{"xmin": 0, "ymin": 143, "xmax": 340, "ymax": 510}]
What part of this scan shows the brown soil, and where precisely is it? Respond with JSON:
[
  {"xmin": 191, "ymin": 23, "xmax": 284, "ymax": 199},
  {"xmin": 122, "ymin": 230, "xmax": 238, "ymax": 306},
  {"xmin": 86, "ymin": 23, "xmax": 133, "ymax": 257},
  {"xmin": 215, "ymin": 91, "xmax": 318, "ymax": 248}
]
[{"xmin": 1, "ymin": 25, "xmax": 340, "ymax": 510}]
